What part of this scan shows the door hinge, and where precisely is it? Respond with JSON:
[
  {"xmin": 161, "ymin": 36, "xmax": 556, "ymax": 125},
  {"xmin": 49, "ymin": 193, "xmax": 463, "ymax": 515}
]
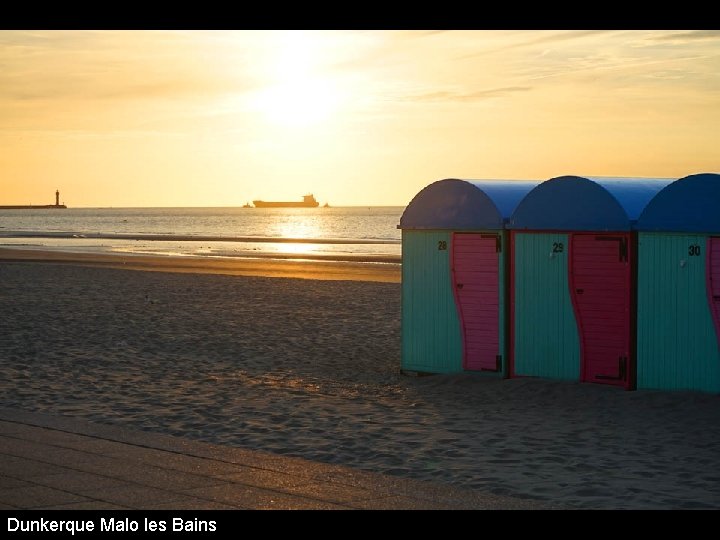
[
  {"xmin": 595, "ymin": 356, "xmax": 627, "ymax": 381},
  {"xmin": 595, "ymin": 235, "xmax": 628, "ymax": 262},
  {"xmin": 480, "ymin": 234, "xmax": 501, "ymax": 252},
  {"xmin": 480, "ymin": 355, "xmax": 502, "ymax": 372}
]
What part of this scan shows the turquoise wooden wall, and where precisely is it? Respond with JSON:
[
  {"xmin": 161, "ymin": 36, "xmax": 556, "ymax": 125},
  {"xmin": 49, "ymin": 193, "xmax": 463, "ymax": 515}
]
[
  {"xmin": 401, "ymin": 230, "xmax": 463, "ymax": 373},
  {"xmin": 498, "ymin": 233, "xmax": 507, "ymax": 376},
  {"xmin": 637, "ymin": 233, "xmax": 720, "ymax": 392},
  {"xmin": 513, "ymin": 233, "xmax": 580, "ymax": 380}
]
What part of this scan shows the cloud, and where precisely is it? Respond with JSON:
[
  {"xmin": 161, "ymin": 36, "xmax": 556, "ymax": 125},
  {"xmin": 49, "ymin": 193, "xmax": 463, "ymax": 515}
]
[
  {"xmin": 0, "ymin": 73, "xmax": 257, "ymax": 103},
  {"xmin": 408, "ymin": 30, "xmax": 451, "ymax": 38},
  {"xmin": 0, "ymin": 31, "xmax": 259, "ymax": 103},
  {"xmin": 455, "ymin": 30, "xmax": 613, "ymax": 60},
  {"xmin": 402, "ymin": 86, "xmax": 532, "ymax": 102},
  {"xmin": 648, "ymin": 30, "xmax": 720, "ymax": 43}
]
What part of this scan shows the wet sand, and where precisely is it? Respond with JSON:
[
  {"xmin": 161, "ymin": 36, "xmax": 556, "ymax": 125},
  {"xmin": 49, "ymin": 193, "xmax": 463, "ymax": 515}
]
[
  {"xmin": 1, "ymin": 256, "xmax": 719, "ymax": 509},
  {"xmin": 0, "ymin": 248, "xmax": 400, "ymax": 283}
]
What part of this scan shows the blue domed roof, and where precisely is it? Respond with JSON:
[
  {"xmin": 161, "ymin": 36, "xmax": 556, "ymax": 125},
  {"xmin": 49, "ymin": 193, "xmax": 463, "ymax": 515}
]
[
  {"xmin": 637, "ymin": 173, "xmax": 720, "ymax": 233},
  {"xmin": 509, "ymin": 176, "xmax": 673, "ymax": 231},
  {"xmin": 399, "ymin": 178, "xmax": 540, "ymax": 230}
]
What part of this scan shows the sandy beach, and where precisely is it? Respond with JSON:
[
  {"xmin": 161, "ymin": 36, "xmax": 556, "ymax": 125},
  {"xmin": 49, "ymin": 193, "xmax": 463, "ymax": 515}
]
[{"xmin": 1, "ymin": 251, "xmax": 719, "ymax": 509}]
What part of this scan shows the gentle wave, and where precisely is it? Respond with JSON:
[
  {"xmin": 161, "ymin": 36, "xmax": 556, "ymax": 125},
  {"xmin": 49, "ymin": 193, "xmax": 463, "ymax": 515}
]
[
  {"xmin": 0, "ymin": 231, "xmax": 401, "ymax": 245},
  {"xmin": 0, "ymin": 206, "xmax": 403, "ymax": 263}
]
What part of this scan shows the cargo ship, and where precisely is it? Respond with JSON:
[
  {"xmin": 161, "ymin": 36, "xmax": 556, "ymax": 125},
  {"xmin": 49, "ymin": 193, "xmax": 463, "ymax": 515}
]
[
  {"xmin": 252, "ymin": 194, "xmax": 320, "ymax": 208},
  {"xmin": 0, "ymin": 190, "xmax": 67, "ymax": 210}
]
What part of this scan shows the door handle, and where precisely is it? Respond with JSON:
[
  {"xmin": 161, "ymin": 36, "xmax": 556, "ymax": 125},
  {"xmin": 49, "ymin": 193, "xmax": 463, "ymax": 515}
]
[
  {"xmin": 576, "ymin": 289, "xmax": 584, "ymax": 294},
  {"xmin": 457, "ymin": 283, "xmax": 464, "ymax": 289}
]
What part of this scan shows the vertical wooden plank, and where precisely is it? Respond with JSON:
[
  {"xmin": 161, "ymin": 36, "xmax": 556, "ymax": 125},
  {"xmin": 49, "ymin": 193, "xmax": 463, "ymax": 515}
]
[
  {"xmin": 452, "ymin": 233, "xmax": 500, "ymax": 371},
  {"xmin": 401, "ymin": 230, "xmax": 463, "ymax": 373},
  {"xmin": 499, "ymin": 231, "xmax": 507, "ymax": 377},
  {"xmin": 570, "ymin": 233, "xmax": 631, "ymax": 388},
  {"xmin": 637, "ymin": 233, "xmax": 720, "ymax": 392},
  {"xmin": 707, "ymin": 237, "xmax": 720, "ymax": 346},
  {"xmin": 513, "ymin": 233, "xmax": 580, "ymax": 380}
]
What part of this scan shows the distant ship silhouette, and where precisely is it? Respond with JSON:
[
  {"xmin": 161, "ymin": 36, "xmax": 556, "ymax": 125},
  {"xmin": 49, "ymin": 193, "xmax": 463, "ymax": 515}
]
[{"xmin": 251, "ymin": 194, "xmax": 320, "ymax": 208}]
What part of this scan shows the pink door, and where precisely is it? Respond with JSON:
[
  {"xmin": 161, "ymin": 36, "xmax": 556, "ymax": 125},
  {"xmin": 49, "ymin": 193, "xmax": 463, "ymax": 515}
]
[
  {"xmin": 708, "ymin": 238, "xmax": 720, "ymax": 342},
  {"xmin": 452, "ymin": 233, "xmax": 500, "ymax": 371},
  {"xmin": 570, "ymin": 234, "xmax": 631, "ymax": 388}
]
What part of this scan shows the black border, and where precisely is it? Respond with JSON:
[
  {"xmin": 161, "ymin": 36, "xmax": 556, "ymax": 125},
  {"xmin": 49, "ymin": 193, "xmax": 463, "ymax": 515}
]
[{"xmin": 1, "ymin": 5, "xmax": 715, "ymax": 30}]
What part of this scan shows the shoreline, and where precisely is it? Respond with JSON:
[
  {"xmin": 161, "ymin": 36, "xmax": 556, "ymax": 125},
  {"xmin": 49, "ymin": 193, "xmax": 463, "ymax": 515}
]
[
  {"xmin": 0, "ymin": 231, "xmax": 400, "ymax": 245},
  {"xmin": 0, "ymin": 247, "xmax": 400, "ymax": 283}
]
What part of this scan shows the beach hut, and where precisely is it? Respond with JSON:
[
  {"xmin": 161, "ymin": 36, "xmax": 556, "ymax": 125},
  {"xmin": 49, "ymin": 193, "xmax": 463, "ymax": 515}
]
[
  {"xmin": 399, "ymin": 178, "xmax": 539, "ymax": 375},
  {"xmin": 635, "ymin": 173, "xmax": 720, "ymax": 393},
  {"xmin": 508, "ymin": 176, "xmax": 672, "ymax": 389}
]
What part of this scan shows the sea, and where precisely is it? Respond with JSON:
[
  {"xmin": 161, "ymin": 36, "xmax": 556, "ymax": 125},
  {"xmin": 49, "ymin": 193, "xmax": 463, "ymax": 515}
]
[{"xmin": 0, "ymin": 207, "xmax": 403, "ymax": 264}]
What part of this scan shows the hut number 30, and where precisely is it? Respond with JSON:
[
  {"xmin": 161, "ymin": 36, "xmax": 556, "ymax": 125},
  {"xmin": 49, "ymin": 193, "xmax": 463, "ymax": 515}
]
[{"xmin": 688, "ymin": 244, "xmax": 701, "ymax": 256}]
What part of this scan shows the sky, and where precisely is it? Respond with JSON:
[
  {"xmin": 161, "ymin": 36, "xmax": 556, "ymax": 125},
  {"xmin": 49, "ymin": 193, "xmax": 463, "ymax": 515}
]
[{"xmin": 0, "ymin": 30, "xmax": 718, "ymax": 207}]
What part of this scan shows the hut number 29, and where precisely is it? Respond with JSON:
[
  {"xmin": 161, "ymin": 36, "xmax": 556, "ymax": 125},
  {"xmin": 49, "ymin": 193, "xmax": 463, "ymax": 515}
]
[
  {"xmin": 438, "ymin": 240, "xmax": 448, "ymax": 251},
  {"xmin": 688, "ymin": 244, "xmax": 701, "ymax": 256}
]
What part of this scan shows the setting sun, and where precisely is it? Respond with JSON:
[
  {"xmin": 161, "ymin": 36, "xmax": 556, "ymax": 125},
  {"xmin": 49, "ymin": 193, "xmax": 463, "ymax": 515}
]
[
  {"xmin": 252, "ymin": 78, "xmax": 341, "ymax": 128},
  {"xmin": 250, "ymin": 31, "xmax": 343, "ymax": 128}
]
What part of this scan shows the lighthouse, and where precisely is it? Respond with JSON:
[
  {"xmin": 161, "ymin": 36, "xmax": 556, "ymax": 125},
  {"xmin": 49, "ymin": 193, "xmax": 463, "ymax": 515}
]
[{"xmin": 56, "ymin": 190, "xmax": 60, "ymax": 206}]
